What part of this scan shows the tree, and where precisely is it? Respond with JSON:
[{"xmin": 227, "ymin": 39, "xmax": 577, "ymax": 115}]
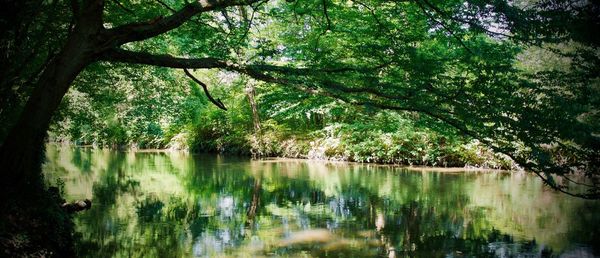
[{"xmin": 0, "ymin": 0, "xmax": 599, "ymax": 253}]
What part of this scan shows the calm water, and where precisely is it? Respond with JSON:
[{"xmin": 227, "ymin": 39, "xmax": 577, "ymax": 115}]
[{"xmin": 43, "ymin": 145, "xmax": 600, "ymax": 257}]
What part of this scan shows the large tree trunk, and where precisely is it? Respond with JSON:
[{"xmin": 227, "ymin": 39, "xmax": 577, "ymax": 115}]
[
  {"xmin": 0, "ymin": 0, "xmax": 106, "ymax": 199},
  {"xmin": 0, "ymin": 18, "xmax": 100, "ymax": 256},
  {"xmin": 0, "ymin": 30, "xmax": 95, "ymax": 201}
]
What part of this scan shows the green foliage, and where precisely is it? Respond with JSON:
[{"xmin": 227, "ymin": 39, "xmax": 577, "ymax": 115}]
[
  {"xmin": 50, "ymin": 63, "xmax": 194, "ymax": 148},
  {"xmin": 1, "ymin": 0, "xmax": 595, "ymax": 196}
]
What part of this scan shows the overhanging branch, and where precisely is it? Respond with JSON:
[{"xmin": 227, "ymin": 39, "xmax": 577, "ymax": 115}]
[
  {"xmin": 99, "ymin": 48, "xmax": 390, "ymax": 76},
  {"xmin": 105, "ymin": 0, "xmax": 261, "ymax": 46},
  {"xmin": 100, "ymin": 48, "xmax": 229, "ymax": 69},
  {"xmin": 184, "ymin": 69, "xmax": 227, "ymax": 110}
]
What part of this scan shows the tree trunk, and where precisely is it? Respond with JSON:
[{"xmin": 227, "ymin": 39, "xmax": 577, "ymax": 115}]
[
  {"xmin": 0, "ymin": 23, "xmax": 98, "ymax": 255},
  {"xmin": 245, "ymin": 82, "xmax": 264, "ymax": 157},
  {"xmin": 0, "ymin": 27, "xmax": 95, "ymax": 204},
  {"xmin": 245, "ymin": 82, "xmax": 261, "ymax": 134}
]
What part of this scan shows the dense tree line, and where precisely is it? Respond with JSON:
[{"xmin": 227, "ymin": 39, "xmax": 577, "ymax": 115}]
[{"xmin": 0, "ymin": 0, "xmax": 598, "ymax": 256}]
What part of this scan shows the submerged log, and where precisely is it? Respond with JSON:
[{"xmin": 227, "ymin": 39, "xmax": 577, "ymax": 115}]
[{"xmin": 61, "ymin": 199, "xmax": 92, "ymax": 213}]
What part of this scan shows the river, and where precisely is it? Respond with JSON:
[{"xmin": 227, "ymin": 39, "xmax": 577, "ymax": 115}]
[{"xmin": 43, "ymin": 145, "xmax": 600, "ymax": 257}]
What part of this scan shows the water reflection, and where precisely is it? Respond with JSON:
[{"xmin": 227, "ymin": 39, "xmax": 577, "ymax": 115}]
[{"xmin": 43, "ymin": 145, "xmax": 600, "ymax": 257}]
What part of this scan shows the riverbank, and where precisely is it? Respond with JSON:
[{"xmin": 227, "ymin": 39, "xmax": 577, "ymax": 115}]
[
  {"xmin": 51, "ymin": 141, "xmax": 519, "ymax": 172},
  {"xmin": 48, "ymin": 111, "xmax": 520, "ymax": 171},
  {"xmin": 250, "ymin": 157, "xmax": 513, "ymax": 172}
]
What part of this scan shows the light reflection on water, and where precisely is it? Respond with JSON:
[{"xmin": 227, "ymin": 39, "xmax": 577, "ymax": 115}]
[{"xmin": 43, "ymin": 145, "xmax": 600, "ymax": 257}]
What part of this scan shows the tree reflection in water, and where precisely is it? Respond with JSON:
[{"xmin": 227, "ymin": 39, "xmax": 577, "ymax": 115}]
[{"xmin": 43, "ymin": 145, "xmax": 600, "ymax": 257}]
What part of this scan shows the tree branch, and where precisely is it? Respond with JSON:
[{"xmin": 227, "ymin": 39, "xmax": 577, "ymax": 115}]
[
  {"xmin": 110, "ymin": 0, "xmax": 135, "ymax": 15},
  {"xmin": 105, "ymin": 0, "xmax": 260, "ymax": 46},
  {"xmin": 415, "ymin": 0, "xmax": 474, "ymax": 55},
  {"xmin": 154, "ymin": 0, "xmax": 177, "ymax": 12},
  {"xmin": 97, "ymin": 48, "xmax": 319, "ymax": 93},
  {"xmin": 322, "ymin": 0, "xmax": 332, "ymax": 34},
  {"xmin": 184, "ymin": 69, "xmax": 227, "ymax": 110},
  {"xmin": 81, "ymin": 0, "xmax": 105, "ymax": 29},
  {"xmin": 418, "ymin": 0, "xmax": 519, "ymax": 41},
  {"xmin": 153, "ymin": 0, "xmax": 227, "ymax": 34},
  {"xmin": 100, "ymin": 48, "xmax": 391, "ymax": 76},
  {"xmin": 100, "ymin": 48, "xmax": 230, "ymax": 69}
]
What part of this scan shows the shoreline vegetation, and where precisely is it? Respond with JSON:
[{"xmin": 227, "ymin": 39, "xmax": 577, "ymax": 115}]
[
  {"xmin": 48, "ymin": 110, "xmax": 520, "ymax": 171},
  {"xmin": 47, "ymin": 140, "xmax": 519, "ymax": 172}
]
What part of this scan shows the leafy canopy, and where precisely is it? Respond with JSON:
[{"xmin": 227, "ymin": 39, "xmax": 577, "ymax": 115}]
[{"xmin": 0, "ymin": 0, "xmax": 598, "ymax": 198}]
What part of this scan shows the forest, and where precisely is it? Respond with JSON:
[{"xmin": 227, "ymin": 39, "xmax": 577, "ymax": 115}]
[{"xmin": 0, "ymin": 0, "xmax": 599, "ymax": 257}]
